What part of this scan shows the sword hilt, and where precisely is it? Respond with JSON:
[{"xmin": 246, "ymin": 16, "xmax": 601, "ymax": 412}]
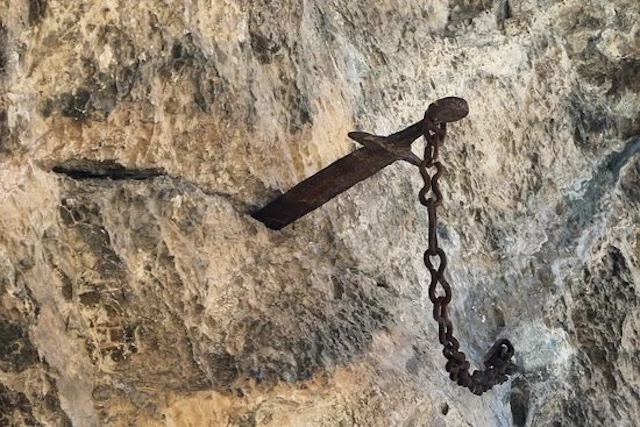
[{"xmin": 347, "ymin": 132, "xmax": 422, "ymax": 167}]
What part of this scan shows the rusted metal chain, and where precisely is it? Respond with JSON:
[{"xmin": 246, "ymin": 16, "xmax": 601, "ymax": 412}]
[{"xmin": 420, "ymin": 97, "xmax": 516, "ymax": 395}]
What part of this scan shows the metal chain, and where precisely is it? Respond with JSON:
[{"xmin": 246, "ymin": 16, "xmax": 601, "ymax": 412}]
[{"xmin": 419, "ymin": 98, "xmax": 517, "ymax": 395}]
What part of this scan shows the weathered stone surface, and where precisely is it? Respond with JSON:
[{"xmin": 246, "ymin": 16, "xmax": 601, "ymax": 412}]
[{"xmin": 0, "ymin": 0, "xmax": 639, "ymax": 426}]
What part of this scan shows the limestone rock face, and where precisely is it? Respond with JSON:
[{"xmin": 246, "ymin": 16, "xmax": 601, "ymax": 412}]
[{"xmin": 1, "ymin": 0, "xmax": 639, "ymax": 426}]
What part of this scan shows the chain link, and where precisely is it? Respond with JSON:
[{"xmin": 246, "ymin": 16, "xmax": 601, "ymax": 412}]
[{"xmin": 419, "ymin": 98, "xmax": 516, "ymax": 395}]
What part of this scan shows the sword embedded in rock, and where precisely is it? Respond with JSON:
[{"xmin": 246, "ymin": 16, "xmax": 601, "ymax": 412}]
[{"xmin": 251, "ymin": 97, "xmax": 469, "ymax": 230}]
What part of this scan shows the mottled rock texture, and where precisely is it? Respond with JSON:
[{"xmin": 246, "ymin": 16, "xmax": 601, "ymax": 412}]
[{"xmin": 1, "ymin": 0, "xmax": 639, "ymax": 426}]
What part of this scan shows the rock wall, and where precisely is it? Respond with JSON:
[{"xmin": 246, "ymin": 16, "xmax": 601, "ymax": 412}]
[{"xmin": 1, "ymin": 0, "xmax": 639, "ymax": 426}]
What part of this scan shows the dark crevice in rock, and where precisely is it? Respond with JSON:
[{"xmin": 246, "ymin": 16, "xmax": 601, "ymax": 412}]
[
  {"xmin": 620, "ymin": 113, "xmax": 640, "ymax": 140},
  {"xmin": 169, "ymin": 35, "xmax": 207, "ymax": 72},
  {"xmin": 503, "ymin": 0, "xmax": 512, "ymax": 19},
  {"xmin": 497, "ymin": 0, "xmax": 512, "ymax": 31},
  {"xmin": 0, "ymin": 317, "xmax": 39, "ymax": 372},
  {"xmin": 248, "ymin": 30, "xmax": 281, "ymax": 65},
  {"xmin": 0, "ymin": 109, "xmax": 7, "ymax": 152},
  {"xmin": 440, "ymin": 402, "xmax": 449, "ymax": 416},
  {"xmin": 510, "ymin": 377, "xmax": 530, "ymax": 427},
  {"xmin": 609, "ymin": 58, "xmax": 640, "ymax": 95},
  {"xmin": 51, "ymin": 161, "xmax": 253, "ymax": 218},
  {"xmin": 0, "ymin": 23, "xmax": 7, "ymax": 75},
  {"xmin": 569, "ymin": 94, "xmax": 610, "ymax": 153},
  {"xmin": 52, "ymin": 160, "xmax": 165, "ymax": 181},
  {"xmin": 28, "ymin": 0, "xmax": 47, "ymax": 26},
  {"xmin": 59, "ymin": 89, "xmax": 93, "ymax": 120}
]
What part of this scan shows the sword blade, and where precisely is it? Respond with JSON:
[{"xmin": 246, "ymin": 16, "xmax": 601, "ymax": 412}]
[{"xmin": 252, "ymin": 146, "xmax": 395, "ymax": 230}]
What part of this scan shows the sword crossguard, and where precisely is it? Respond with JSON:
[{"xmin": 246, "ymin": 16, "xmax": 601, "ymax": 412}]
[
  {"xmin": 347, "ymin": 97, "xmax": 468, "ymax": 167},
  {"xmin": 347, "ymin": 132, "xmax": 423, "ymax": 167}
]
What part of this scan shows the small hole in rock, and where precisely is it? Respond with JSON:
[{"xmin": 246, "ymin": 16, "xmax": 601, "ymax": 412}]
[{"xmin": 440, "ymin": 402, "xmax": 449, "ymax": 415}]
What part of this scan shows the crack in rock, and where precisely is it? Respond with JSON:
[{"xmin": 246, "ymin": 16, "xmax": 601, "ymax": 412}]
[{"xmin": 52, "ymin": 159, "xmax": 165, "ymax": 181}]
